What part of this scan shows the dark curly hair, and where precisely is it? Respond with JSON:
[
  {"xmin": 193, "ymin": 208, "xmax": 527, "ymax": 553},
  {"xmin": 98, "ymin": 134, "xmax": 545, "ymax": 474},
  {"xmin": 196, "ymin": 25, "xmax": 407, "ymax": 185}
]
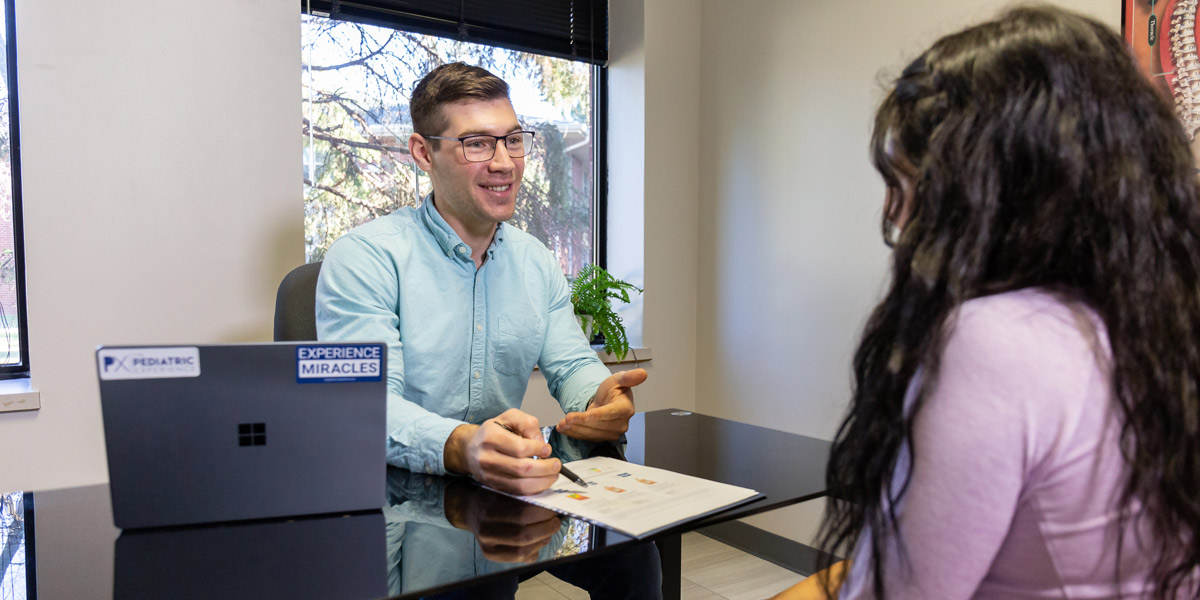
[{"xmin": 816, "ymin": 5, "xmax": 1200, "ymax": 598}]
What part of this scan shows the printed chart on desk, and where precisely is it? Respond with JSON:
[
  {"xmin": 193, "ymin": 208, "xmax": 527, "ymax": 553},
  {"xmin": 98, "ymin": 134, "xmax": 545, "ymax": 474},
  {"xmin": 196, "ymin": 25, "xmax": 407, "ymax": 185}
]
[{"xmin": 514, "ymin": 457, "xmax": 761, "ymax": 539}]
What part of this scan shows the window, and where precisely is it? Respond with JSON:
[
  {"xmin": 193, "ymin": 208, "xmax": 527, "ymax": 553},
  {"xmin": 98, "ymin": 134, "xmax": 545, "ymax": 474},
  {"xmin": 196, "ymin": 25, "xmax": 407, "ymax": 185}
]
[
  {"xmin": 0, "ymin": 491, "xmax": 28, "ymax": 600},
  {"xmin": 0, "ymin": 0, "xmax": 27, "ymax": 379},
  {"xmin": 301, "ymin": 3, "xmax": 606, "ymax": 278}
]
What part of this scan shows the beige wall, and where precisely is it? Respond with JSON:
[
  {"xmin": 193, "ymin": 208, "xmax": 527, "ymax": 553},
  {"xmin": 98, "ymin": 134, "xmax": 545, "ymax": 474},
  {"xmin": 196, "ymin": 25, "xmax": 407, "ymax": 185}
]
[
  {"xmin": 0, "ymin": 0, "xmax": 300, "ymax": 491},
  {"xmin": 693, "ymin": 0, "xmax": 1121, "ymax": 543}
]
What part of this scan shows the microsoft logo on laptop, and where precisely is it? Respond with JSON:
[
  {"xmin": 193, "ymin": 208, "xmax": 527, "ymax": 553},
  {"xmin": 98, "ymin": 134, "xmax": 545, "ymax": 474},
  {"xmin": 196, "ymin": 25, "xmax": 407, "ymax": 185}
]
[{"xmin": 238, "ymin": 423, "xmax": 266, "ymax": 446}]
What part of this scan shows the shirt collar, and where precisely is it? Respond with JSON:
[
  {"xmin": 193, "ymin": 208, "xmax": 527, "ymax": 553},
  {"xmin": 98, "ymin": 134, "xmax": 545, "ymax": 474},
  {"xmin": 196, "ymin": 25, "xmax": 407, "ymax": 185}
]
[{"xmin": 418, "ymin": 193, "xmax": 507, "ymax": 261}]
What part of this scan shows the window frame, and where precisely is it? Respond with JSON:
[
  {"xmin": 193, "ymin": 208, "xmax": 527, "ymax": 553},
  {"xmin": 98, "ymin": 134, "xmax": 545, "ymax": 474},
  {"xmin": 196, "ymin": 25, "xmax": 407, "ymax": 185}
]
[
  {"xmin": 0, "ymin": 0, "xmax": 28, "ymax": 380},
  {"xmin": 592, "ymin": 63, "xmax": 607, "ymax": 270}
]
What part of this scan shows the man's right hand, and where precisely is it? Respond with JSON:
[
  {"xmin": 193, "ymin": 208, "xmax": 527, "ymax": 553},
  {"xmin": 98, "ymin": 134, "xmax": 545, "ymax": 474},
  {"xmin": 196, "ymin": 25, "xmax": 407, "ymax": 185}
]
[{"xmin": 443, "ymin": 408, "xmax": 561, "ymax": 495}]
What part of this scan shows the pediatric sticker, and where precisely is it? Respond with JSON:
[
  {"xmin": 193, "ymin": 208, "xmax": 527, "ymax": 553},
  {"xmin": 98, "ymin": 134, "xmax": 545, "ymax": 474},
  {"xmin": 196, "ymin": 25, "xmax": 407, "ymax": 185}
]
[
  {"xmin": 296, "ymin": 344, "xmax": 384, "ymax": 383},
  {"xmin": 98, "ymin": 347, "xmax": 201, "ymax": 380}
]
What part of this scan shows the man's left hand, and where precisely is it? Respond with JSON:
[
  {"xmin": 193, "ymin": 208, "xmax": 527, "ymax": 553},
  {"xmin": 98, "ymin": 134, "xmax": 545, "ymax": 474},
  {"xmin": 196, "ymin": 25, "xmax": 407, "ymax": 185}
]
[{"xmin": 555, "ymin": 368, "xmax": 647, "ymax": 441}]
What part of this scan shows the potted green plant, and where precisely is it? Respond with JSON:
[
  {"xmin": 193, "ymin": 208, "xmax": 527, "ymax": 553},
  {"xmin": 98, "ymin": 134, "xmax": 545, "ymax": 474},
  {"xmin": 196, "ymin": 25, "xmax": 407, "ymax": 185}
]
[{"xmin": 570, "ymin": 264, "xmax": 643, "ymax": 360}]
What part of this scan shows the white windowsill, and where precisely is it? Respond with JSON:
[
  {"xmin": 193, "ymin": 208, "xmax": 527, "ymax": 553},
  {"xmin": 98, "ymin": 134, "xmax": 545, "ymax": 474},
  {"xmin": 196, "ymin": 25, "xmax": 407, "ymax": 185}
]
[
  {"xmin": 533, "ymin": 347, "xmax": 652, "ymax": 371},
  {"xmin": 0, "ymin": 347, "xmax": 651, "ymax": 413},
  {"xmin": 0, "ymin": 346, "xmax": 652, "ymax": 414},
  {"xmin": 0, "ymin": 347, "xmax": 652, "ymax": 413},
  {"xmin": 0, "ymin": 377, "xmax": 39, "ymax": 413},
  {"xmin": 592, "ymin": 346, "xmax": 652, "ymax": 365}
]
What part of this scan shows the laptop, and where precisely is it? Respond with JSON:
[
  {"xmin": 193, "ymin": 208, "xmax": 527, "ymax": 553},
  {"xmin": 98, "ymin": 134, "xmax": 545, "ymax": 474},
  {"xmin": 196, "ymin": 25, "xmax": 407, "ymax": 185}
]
[{"xmin": 97, "ymin": 342, "xmax": 387, "ymax": 529}]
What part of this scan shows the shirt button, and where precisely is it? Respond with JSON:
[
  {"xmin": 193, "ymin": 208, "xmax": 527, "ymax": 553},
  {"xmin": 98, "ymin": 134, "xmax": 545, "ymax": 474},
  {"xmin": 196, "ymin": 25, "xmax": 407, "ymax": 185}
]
[
  {"xmin": 424, "ymin": 463, "xmax": 432, "ymax": 474},
  {"xmin": 474, "ymin": 371, "xmax": 480, "ymax": 379},
  {"xmin": 457, "ymin": 246, "xmax": 467, "ymax": 254},
  {"xmin": 476, "ymin": 323, "xmax": 483, "ymax": 331}
]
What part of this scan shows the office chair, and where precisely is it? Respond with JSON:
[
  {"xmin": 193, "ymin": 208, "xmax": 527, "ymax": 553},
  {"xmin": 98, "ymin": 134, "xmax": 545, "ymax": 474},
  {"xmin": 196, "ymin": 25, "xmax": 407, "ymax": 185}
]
[{"xmin": 274, "ymin": 261, "xmax": 322, "ymax": 341}]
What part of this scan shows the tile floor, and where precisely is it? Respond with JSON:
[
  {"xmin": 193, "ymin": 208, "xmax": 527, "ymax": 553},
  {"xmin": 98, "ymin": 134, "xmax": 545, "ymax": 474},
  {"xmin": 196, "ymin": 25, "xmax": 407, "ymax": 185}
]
[{"xmin": 514, "ymin": 531, "xmax": 805, "ymax": 600}]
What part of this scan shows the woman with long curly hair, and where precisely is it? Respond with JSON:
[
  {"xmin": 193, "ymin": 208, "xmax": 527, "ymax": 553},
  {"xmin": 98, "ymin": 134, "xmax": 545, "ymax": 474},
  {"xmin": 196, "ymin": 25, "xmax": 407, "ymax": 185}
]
[{"xmin": 775, "ymin": 6, "xmax": 1200, "ymax": 599}]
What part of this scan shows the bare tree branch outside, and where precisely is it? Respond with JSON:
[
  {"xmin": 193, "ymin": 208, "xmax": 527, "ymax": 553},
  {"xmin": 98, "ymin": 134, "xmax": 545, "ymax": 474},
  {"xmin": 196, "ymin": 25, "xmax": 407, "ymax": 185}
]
[{"xmin": 302, "ymin": 16, "xmax": 595, "ymax": 277}]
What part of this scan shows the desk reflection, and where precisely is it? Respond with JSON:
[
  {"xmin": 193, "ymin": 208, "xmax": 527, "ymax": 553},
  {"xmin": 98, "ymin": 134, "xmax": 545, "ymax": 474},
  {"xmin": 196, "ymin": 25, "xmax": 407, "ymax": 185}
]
[
  {"xmin": 111, "ymin": 468, "xmax": 662, "ymax": 600},
  {"xmin": 114, "ymin": 510, "xmax": 387, "ymax": 599},
  {"xmin": 386, "ymin": 468, "xmax": 663, "ymax": 599}
]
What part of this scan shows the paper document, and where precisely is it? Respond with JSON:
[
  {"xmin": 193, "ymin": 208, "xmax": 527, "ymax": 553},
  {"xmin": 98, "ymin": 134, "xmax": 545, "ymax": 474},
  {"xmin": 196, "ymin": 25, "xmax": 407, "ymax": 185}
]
[{"xmin": 509, "ymin": 457, "xmax": 762, "ymax": 539}]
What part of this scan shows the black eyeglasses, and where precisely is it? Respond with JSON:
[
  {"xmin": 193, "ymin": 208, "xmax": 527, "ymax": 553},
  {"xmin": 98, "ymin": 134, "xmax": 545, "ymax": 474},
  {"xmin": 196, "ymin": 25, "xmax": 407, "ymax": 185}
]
[{"xmin": 421, "ymin": 131, "xmax": 536, "ymax": 162}]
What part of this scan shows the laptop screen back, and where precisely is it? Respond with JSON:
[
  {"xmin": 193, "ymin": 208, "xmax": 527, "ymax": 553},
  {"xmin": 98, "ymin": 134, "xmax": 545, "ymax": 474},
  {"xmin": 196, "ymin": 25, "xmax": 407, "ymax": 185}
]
[{"xmin": 97, "ymin": 342, "xmax": 387, "ymax": 529}]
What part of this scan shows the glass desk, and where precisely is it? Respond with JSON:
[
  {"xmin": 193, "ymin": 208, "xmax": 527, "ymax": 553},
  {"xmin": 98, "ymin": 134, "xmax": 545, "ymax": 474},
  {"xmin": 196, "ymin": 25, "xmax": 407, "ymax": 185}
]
[{"xmin": 4, "ymin": 409, "xmax": 831, "ymax": 599}]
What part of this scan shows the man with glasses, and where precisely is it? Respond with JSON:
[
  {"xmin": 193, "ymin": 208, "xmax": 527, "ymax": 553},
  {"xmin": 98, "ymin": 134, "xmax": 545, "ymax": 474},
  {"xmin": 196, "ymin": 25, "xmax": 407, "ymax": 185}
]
[{"xmin": 316, "ymin": 63, "xmax": 646, "ymax": 495}]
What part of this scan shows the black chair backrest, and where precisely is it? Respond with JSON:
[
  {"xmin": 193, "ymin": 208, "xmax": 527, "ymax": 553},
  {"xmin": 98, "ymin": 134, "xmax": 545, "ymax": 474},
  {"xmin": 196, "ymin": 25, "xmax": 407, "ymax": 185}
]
[{"xmin": 274, "ymin": 261, "xmax": 322, "ymax": 341}]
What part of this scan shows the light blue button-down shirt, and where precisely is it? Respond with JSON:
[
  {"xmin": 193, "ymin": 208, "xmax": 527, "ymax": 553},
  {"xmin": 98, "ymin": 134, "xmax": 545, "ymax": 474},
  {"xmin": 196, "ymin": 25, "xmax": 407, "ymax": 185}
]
[{"xmin": 316, "ymin": 195, "xmax": 611, "ymax": 475}]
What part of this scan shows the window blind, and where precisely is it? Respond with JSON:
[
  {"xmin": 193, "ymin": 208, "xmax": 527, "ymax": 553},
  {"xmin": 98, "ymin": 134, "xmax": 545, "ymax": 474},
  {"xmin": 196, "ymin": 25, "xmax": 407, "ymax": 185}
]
[{"xmin": 302, "ymin": 0, "xmax": 608, "ymax": 65}]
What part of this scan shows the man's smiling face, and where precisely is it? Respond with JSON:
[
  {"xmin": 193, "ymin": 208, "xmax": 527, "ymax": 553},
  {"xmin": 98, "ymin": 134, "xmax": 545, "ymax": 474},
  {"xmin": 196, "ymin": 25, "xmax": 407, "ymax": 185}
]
[{"xmin": 417, "ymin": 98, "xmax": 525, "ymax": 237}]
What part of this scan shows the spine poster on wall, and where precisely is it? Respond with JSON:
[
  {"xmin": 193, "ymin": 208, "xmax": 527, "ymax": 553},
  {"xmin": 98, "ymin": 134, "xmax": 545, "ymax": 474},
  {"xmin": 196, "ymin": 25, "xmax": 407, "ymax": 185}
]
[{"xmin": 1126, "ymin": 0, "xmax": 1200, "ymax": 154}]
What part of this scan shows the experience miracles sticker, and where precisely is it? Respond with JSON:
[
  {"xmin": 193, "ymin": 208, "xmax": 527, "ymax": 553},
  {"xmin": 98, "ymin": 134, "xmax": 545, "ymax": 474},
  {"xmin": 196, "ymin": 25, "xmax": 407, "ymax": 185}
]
[
  {"xmin": 97, "ymin": 347, "xmax": 201, "ymax": 380},
  {"xmin": 296, "ymin": 344, "xmax": 384, "ymax": 383}
]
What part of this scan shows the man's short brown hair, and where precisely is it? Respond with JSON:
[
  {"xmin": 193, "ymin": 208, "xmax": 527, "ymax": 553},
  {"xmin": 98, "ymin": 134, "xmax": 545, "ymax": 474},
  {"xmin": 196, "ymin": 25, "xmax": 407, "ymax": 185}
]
[{"xmin": 410, "ymin": 62, "xmax": 511, "ymax": 136}]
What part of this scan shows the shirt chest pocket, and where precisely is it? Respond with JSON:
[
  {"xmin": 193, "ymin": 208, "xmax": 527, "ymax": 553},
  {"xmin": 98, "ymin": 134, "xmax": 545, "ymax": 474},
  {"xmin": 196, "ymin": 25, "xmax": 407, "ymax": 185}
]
[{"xmin": 492, "ymin": 315, "xmax": 543, "ymax": 376}]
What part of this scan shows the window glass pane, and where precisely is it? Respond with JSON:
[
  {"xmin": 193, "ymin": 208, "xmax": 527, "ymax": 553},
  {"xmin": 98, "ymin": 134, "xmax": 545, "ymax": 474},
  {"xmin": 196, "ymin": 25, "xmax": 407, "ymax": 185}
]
[
  {"xmin": 0, "ymin": 4, "xmax": 21, "ymax": 368},
  {"xmin": 0, "ymin": 492, "xmax": 28, "ymax": 600},
  {"xmin": 302, "ymin": 16, "xmax": 595, "ymax": 277}
]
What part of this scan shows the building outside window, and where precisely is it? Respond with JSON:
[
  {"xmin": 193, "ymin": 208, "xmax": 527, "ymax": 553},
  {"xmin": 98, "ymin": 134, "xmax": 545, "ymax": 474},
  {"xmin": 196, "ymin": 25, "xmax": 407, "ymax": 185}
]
[{"xmin": 302, "ymin": 14, "xmax": 600, "ymax": 278}]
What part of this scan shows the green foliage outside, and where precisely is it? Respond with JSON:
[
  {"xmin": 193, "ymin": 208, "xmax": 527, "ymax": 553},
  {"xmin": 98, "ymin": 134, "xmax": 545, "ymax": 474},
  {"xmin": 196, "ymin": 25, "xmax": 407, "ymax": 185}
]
[{"xmin": 570, "ymin": 264, "xmax": 642, "ymax": 360}]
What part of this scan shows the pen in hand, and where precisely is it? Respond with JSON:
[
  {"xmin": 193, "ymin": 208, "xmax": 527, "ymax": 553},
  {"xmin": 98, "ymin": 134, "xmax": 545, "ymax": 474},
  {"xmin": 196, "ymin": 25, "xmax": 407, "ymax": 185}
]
[{"xmin": 494, "ymin": 421, "xmax": 588, "ymax": 488}]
